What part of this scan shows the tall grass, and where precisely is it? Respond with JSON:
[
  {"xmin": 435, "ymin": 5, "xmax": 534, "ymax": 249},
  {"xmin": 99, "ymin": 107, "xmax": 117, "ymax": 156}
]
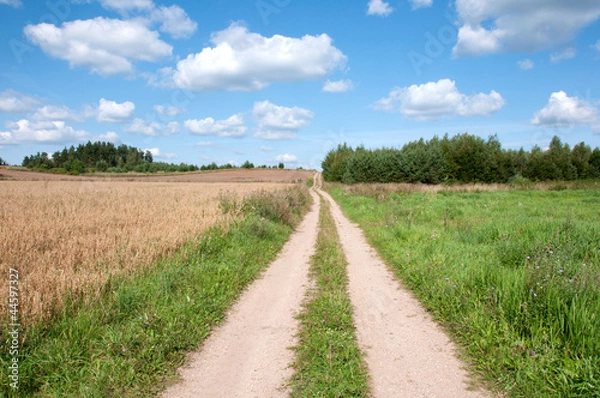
[
  {"xmin": 290, "ymin": 195, "xmax": 370, "ymax": 397},
  {"xmin": 329, "ymin": 187, "xmax": 600, "ymax": 397},
  {"xmin": 0, "ymin": 183, "xmax": 311, "ymax": 397}
]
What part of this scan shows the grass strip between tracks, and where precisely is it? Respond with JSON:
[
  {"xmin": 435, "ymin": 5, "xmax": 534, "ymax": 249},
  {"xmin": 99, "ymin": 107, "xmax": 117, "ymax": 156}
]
[{"xmin": 290, "ymin": 193, "xmax": 370, "ymax": 397}]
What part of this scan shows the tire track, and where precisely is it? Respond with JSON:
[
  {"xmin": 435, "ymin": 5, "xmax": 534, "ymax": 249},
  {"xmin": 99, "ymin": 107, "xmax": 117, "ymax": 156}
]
[
  {"xmin": 161, "ymin": 188, "xmax": 320, "ymax": 398},
  {"xmin": 319, "ymin": 186, "xmax": 489, "ymax": 398}
]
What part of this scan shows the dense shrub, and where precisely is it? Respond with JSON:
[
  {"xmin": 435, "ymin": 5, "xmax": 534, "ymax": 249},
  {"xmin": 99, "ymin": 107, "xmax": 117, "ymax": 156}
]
[{"xmin": 322, "ymin": 134, "xmax": 600, "ymax": 184}]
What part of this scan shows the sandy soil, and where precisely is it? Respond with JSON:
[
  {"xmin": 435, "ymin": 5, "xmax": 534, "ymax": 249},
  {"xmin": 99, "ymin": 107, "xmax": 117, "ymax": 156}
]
[
  {"xmin": 160, "ymin": 173, "xmax": 489, "ymax": 397},
  {"xmin": 161, "ymin": 188, "xmax": 320, "ymax": 398},
  {"xmin": 320, "ymin": 188, "xmax": 489, "ymax": 398},
  {"xmin": 0, "ymin": 167, "xmax": 313, "ymax": 183}
]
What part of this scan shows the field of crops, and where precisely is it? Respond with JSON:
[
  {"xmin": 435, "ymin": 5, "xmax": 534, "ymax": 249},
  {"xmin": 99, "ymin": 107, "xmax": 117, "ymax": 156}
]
[
  {"xmin": 329, "ymin": 184, "xmax": 600, "ymax": 397},
  {"xmin": 0, "ymin": 180, "xmax": 285, "ymax": 325}
]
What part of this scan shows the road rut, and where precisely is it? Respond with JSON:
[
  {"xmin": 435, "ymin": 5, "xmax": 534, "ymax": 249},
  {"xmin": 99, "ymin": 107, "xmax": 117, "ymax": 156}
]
[
  {"xmin": 161, "ymin": 175, "xmax": 488, "ymax": 397},
  {"xmin": 161, "ymin": 188, "xmax": 320, "ymax": 398}
]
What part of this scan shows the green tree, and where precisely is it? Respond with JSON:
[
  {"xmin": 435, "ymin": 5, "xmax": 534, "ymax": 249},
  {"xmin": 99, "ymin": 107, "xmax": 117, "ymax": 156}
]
[
  {"xmin": 321, "ymin": 143, "xmax": 354, "ymax": 182},
  {"xmin": 241, "ymin": 160, "xmax": 254, "ymax": 169},
  {"xmin": 278, "ymin": 162, "xmax": 285, "ymax": 169}
]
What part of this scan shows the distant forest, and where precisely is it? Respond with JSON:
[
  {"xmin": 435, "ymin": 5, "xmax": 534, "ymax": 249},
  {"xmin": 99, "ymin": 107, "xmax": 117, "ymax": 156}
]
[
  {"xmin": 21, "ymin": 141, "xmax": 282, "ymax": 175},
  {"xmin": 322, "ymin": 133, "xmax": 600, "ymax": 184}
]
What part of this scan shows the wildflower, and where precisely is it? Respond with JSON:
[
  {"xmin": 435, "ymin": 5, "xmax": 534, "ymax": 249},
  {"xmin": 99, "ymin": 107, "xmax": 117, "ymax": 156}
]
[{"xmin": 529, "ymin": 350, "xmax": 535, "ymax": 356}]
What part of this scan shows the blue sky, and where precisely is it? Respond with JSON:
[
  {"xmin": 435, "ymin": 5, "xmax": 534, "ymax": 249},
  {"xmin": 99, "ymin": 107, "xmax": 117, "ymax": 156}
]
[{"xmin": 1, "ymin": 0, "xmax": 599, "ymax": 169}]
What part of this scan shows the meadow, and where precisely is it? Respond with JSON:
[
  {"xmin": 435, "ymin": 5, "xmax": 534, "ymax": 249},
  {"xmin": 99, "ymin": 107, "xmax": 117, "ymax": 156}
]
[
  {"xmin": 328, "ymin": 183, "xmax": 600, "ymax": 397},
  {"xmin": 0, "ymin": 180, "xmax": 285, "ymax": 325}
]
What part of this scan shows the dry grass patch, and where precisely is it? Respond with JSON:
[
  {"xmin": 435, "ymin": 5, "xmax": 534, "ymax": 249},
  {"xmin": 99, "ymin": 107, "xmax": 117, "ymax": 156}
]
[{"xmin": 0, "ymin": 180, "xmax": 285, "ymax": 325}]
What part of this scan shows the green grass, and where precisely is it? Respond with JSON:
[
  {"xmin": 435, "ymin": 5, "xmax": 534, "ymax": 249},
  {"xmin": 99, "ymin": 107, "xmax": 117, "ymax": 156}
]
[
  {"xmin": 1, "ymin": 186, "xmax": 311, "ymax": 397},
  {"xmin": 290, "ymin": 194, "xmax": 370, "ymax": 398},
  {"xmin": 328, "ymin": 186, "xmax": 600, "ymax": 398}
]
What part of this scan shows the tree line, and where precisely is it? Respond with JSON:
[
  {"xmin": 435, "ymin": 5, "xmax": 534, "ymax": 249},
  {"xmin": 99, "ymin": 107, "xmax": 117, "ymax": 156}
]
[
  {"xmin": 20, "ymin": 141, "xmax": 287, "ymax": 175},
  {"xmin": 322, "ymin": 133, "xmax": 600, "ymax": 184},
  {"xmin": 22, "ymin": 141, "xmax": 199, "ymax": 174}
]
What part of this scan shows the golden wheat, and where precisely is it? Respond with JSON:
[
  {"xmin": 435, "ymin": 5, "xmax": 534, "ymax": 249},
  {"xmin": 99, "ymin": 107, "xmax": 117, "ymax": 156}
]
[{"xmin": 0, "ymin": 180, "xmax": 284, "ymax": 325}]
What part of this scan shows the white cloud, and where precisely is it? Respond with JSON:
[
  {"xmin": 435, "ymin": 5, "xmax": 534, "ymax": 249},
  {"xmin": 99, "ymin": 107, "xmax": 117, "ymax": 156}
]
[
  {"xmin": 322, "ymin": 79, "xmax": 354, "ymax": 93},
  {"xmin": 531, "ymin": 91, "xmax": 598, "ymax": 132},
  {"xmin": 453, "ymin": 0, "xmax": 600, "ymax": 57},
  {"xmin": 253, "ymin": 100, "xmax": 314, "ymax": 140},
  {"xmin": 594, "ymin": 40, "xmax": 600, "ymax": 53},
  {"xmin": 0, "ymin": 0, "xmax": 22, "ymax": 8},
  {"xmin": 367, "ymin": 0, "xmax": 393, "ymax": 16},
  {"xmin": 153, "ymin": 105, "xmax": 183, "ymax": 116},
  {"xmin": 550, "ymin": 47, "xmax": 576, "ymax": 63},
  {"xmin": 164, "ymin": 121, "xmax": 180, "ymax": 135},
  {"xmin": 0, "ymin": 90, "xmax": 39, "ymax": 113},
  {"xmin": 24, "ymin": 17, "xmax": 172, "ymax": 75},
  {"xmin": 409, "ymin": 0, "xmax": 432, "ymax": 10},
  {"xmin": 1, "ymin": 119, "xmax": 88, "ymax": 143},
  {"xmin": 143, "ymin": 147, "xmax": 178, "ymax": 159},
  {"xmin": 373, "ymin": 79, "xmax": 505, "ymax": 120},
  {"xmin": 274, "ymin": 154, "xmax": 297, "ymax": 163},
  {"xmin": 96, "ymin": 98, "xmax": 135, "ymax": 123},
  {"xmin": 185, "ymin": 114, "xmax": 247, "ymax": 138},
  {"xmin": 170, "ymin": 23, "xmax": 347, "ymax": 92},
  {"xmin": 196, "ymin": 141, "xmax": 213, "ymax": 147},
  {"xmin": 125, "ymin": 118, "xmax": 161, "ymax": 136},
  {"xmin": 32, "ymin": 105, "xmax": 82, "ymax": 122},
  {"xmin": 260, "ymin": 145, "xmax": 274, "ymax": 151},
  {"xmin": 93, "ymin": 131, "xmax": 120, "ymax": 143},
  {"xmin": 98, "ymin": 0, "xmax": 154, "ymax": 13},
  {"xmin": 518, "ymin": 59, "xmax": 534, "ymax": 70},
  {"xmin": 150, "ymin": 5, "xmax": 197, "ymax": 39}
]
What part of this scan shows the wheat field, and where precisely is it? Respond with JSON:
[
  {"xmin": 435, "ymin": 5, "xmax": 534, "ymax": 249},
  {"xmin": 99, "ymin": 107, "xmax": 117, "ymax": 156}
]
[{"xmin": 0, "ymin": 180, "xmax": 284, "ymax": 325}]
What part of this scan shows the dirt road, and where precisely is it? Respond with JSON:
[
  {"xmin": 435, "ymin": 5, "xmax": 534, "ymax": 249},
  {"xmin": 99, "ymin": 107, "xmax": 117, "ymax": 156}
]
[
  {"xmin": 320, "ymin": 188, "xmax": 488, "ymax": 398},
  {"xmin": 161, "ymin": 174, "xmax": 488, "ymax": 397},
  {"xmin": 161, "ymin": 188, "xmax": 320, "ymax": 398}
]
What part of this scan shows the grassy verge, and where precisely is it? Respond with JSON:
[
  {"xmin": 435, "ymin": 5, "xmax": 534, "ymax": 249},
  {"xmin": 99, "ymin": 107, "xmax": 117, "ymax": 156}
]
[
  {"xmin": 290, "ymin": 194, "xmax": 370, "ymax": 397},
  {"xmin": 1, "ymin": 186, "xmax": 310, "ymax": 397},
  {"xmin": 328, "ymin": 186, "xmax": 600, "ymax": 397}
]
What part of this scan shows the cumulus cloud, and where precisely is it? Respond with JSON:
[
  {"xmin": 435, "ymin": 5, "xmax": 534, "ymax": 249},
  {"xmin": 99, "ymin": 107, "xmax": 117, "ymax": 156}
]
[
  {"xmin": 253, "ymin": 100, "xmax": 314, "ymax": 140},
  {"xmin": 0, "ymin": 0, "xmax": 22, "ymax": 8},
  {"xmin": 0, "ymin": 90, "xmax": 40, "ymax": 113},
  {"xmin": 143, "ymin": 147, "xmax": 178, "ymax": 159},
  {"xmin": 322, "ymin": 79, "xmax": 354, "ymax": 93},
  {"xmin": 96, "ymin": 98, "xmax": 135, "ymax": 123},
  {"xmin": 124, "ymin": 118, "xmax": 161, "ymax": 136},
  {"xmin": 531, "ymin": 91, "xmax": 599, "ymax": 132},
  {"xmin": 409, "ymin": 0, "xmax": 432, "ymax": 10},
  {"xmin": 367, "ymin": 0, "xmax": 393, "ymax": 16},
  {"xmin": 274, "ymin": 154, "xmax": 297, "ymax": 163},
  {"xmin": 24, "ymin": 17, "xmax": 172, "ymax": 75},
  {"xmin": 93, "ymin": 131, "xmax": 120, "ymax": 143},
  {"xmin": 0, "ymin": 119, "xmax": 88, "ymax": 144},
  {"xmin": 372, "ymin": 79, "xmax": 505, "ymax": 121},
  {"xmin": 453, "ymin": 0, "xmax": 600, "ymax": 57},
  {"xmin": 150, "ymin": 5, "xmax": 197, "ymax": 39},
  {"xmin": 164, "ymin": 121, "xmax": 180, "ymax": 135},
  {"xmin": 32, "ymin": 105, "xmax": 82, "ymax": 122},
  {"xmin": 153, "ymin": 105, "xmax": 183, "ymax": 116},
  {"xmin": 550, "ymin": 47, "xmax": 576, "ymax": 63},
  {"xmin": 518, "ymin": 59, "xmax": 534, "ymax": 70},
  {"xmin": 169, "ymin": 23, "xmax": 347, "ymax": 92},
  {"xmin": 185, "ymin": 114, "xmax": 247, "ymax": 138},
  {"xmin": 99, "ymin": 0, "xmax": 154, "ymax": 12}
]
